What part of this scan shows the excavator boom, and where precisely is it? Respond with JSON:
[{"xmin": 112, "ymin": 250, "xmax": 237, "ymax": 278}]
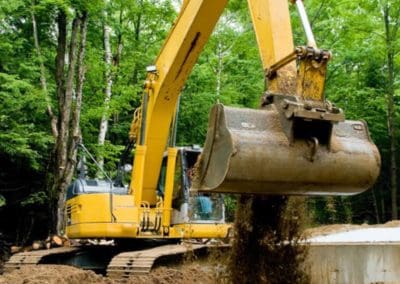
[{"xmin": 130, "ymin": 0, "xmax": 228, "ymax": 206}]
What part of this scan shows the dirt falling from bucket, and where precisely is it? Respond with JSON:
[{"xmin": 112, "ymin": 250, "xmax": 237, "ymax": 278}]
[{"xmin": 228, "ymin": 195, "xmax": 310, "ymax": 284}]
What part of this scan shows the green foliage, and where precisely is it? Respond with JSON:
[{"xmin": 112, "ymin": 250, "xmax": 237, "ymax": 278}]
[
  {"xmin": 0, "ymin": 73, "xmax": 52, "ymax": 170},
  {"xmin": 0, "ymin": 195, "xmax": 5, "ymax": 207},
  {"xmin": 309, "ymin": 197, "xmax": 353, "ymax": 224},
  {"xmin": 86, "ymin": 142, "xmax": 125, "ymax": 178},
  {"xmin": 224, "ymin": 195, "xmax": 237, "ymax": 222},
  {"xmin": 20, "ymin": 191, "xmax": 48, "ymax": 207},
  {"xmin": 298, "ymin": 0, "xmax": 400, "ymax": 224},
  {"xmin": 81, "ymin": 0, "xmax": 176, "ymax": 163}
]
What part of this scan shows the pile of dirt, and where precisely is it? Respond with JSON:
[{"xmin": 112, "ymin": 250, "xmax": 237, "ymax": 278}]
[
  {"xmin": 305, "ymin": 220, "xmax": 400, "ymax": 238},
  {"xmin": 228, "ymin": 196, "xmax": 309, "ymax": 284},
  {"xmin": 0, "ymin": 265, "xmax": 111, "ymax": 284},
  {"xmin": 127, "ymin": 263, "xmax": 215, "ymax": 284},
  {"xmin": 304, "ymin": 224, "xmax": 363, "ymax": 238},
  {"xmin": 0, "ymin": 262, "xmax": 217, "ymax": 284}
]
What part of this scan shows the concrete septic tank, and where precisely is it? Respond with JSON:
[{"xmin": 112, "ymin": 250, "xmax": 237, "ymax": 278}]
[{"xmin": 308, "ymin": 227, "xmax": 400, "ymax": 284}]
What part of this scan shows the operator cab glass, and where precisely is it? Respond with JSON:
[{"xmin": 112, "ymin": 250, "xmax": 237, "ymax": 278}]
[{"xmin": 189, "ymin": 193, "xmax": 224, "ymax": 222}]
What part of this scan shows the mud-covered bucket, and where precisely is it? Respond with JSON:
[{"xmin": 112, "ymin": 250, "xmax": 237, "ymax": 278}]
[{"xmin": 192, "ymin": 104, "xmax": 380, "ymax": 195}]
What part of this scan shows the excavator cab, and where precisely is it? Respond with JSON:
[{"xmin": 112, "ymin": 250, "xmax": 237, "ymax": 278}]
[{"xmin": 157, "ymin": 146, "xmax": 225, "ymax": 225}]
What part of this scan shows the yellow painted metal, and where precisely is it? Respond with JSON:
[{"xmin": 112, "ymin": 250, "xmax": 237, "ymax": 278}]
[
  {"xmin": 68, "ymin": 222, "xmax": 229, "ymax": 239},
  {"xmin": 297, "ymin": 56, "xmax": 328, "ymax": 101},
  {"xmin": 131, "ymin": 145, "xmax": 147, "ymax": 207},
  {"xmin": 65, "ymin": 193, "xmax": 230, "ymax": 239},
  {"xmin": 112, "ymin": 195, "xmax": 140, "ymax": 223},
  {"xmin": 162, "ymin": 147, "xmax": 178, "ymax": 229},
  {"xmin": 182, "ymin": 0, "xmax": 189, "ymax": 10},
  {"xmin": 66, "ymin": 194, "xmax": 140, "ymax": 238},
  {"xmin": 133, "ymin": 0, "xmax": 228, "ymax": 206},
  {"xmin": 247, "ymin": 0, "xmax": 296, "ymax": 94},
  {"xmin": 168, "ymin": 224, "xmax": 230, "ymax": 239},
  {"xmin": 66, "ymin": 194, "xmax": 112, "ymax": 224},
  {"xmin": 67, "ymin": 223, "xmax": 138, "ymax": 238}
]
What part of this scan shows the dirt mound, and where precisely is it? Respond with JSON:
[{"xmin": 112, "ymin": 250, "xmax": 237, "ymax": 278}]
[
  {"xmin": 380, "ymin": 220, "xmax": 400, "ymax": 227},
  {"xmin": 0, "ymin": 262, "xmax": 216, "ymax": 284},
  {"xmin": 304, "ymin": 224, "xmax": 362, "ymax": 238},
  {"xmin": 305, "ymin": 220, "xmax": 400, "ymax": 238},
  {"xmin": 126, "ymin": 263, "xmax": 215, "ymax": 284},
  {"xmin": 0, "ymin": 265, "xmax": 112, "ymax": 284}
]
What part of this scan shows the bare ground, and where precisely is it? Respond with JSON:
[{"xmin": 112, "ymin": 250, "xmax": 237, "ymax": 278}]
[
  {"xmin": 2, "ymin": 221, "xmax": 399, "ymax": 284},
  {"xmin": 0, "ymin": 262, "xmax": 218, "ymax": 284}
]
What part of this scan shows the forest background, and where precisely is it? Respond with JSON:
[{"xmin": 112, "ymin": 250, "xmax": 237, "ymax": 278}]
[{"xmin": 0, "ymin": 0, "xmax": 399, "ymax": 246}]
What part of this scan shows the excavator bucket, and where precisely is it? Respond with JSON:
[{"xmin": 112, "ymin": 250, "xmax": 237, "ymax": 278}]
[{"xmin": 192, "ymin": 102, "xmax": 380, "ymax": 196}]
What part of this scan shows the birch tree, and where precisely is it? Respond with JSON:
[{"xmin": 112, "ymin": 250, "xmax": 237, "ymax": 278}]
[{"xmin": 97, "ymin": 5, "xmax": 114, "ymax": 174}]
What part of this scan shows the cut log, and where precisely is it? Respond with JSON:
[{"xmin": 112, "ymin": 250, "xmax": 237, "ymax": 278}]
[
  {"xmin": 10, "ymin": 246, "xmax": 22, "ymax": 254},
  {"xmin": 51, "ymin": 235, "xmax": 63, "ymax": 246},
  {"xmin": 32, "ymin": 241, "xmax": 45, "ymax": 250}
]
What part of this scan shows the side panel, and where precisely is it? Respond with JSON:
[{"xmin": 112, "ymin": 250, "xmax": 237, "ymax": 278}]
[
  {"xmin": 66, "ymin": 193, "xmax": 231, "ymax": 239},
  {"xmin": 66, "ymin": 194, "xmax": 140, "ymax": 238}
]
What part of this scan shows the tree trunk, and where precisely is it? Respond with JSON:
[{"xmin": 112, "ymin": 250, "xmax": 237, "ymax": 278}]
[
  {"xmin": 51, "ymin": 10, "xmax": 67, "ymax": 234},
  {"xmin": 97, "ymin": 2, "xmax": 127, "ymax": 175},
  {"xmin": 380, "ymin": 186, "xmax": 386, "ymax": 222},
  {"xmin": 383, "ymin": 4, "xmax": 399, "ymax": 220},
  {"xmin": 216, "ymin": 41, "xmax": 223, "ymax": 98},
  {"xmin": 97, "ymin": 11, "xmax": 113, "ymax": 175},
  {"xmin": 112, "ymin": 5, "xmax": 124, "ymax": 67},
  {"xmin": 52, "ymin": 10, "xmax": 88, "ymax": 234},
  {"xmin": 55, "ymin": 15, "xmax": 80, "ymax": 234},
  {"xmin": 371, "ymin": 187, "xmax": 381, "ymax": 224},
  {"xmin": 66, "ymin": 11, "xmax": 88, "ymax": 182}
]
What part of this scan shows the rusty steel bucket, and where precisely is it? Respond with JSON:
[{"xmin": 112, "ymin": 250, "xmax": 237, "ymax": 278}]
[{"xmin": 192, "ymin": 104, "xmax": 380, "ymax": 195}]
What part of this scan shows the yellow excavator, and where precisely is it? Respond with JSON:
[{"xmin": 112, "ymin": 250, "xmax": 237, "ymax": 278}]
[
  {"xmin": 67, "ymin": 0, "xmax": 380, "ymax": 240},
  {"xmin": 6, "ymin": 0, "xmax": 380, "ymax": 279}
]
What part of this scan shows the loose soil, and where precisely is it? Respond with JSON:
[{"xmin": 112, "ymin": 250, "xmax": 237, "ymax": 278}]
[
  {"xmin": 1, "ymin": 221, "xmax": 398, "ymax": 284},
  {"xmin": 0, "ymin": 265, "xmax": 111, "ymax": 284},
  {"xmin": 228, "ymin": 196, "xmax": 309, "ymax": 284},
  {"xmin": 0, "ymin": 262, "xmax": 216, "ymax": 284}
]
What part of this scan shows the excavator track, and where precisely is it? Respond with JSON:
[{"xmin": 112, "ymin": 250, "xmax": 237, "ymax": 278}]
[
  {"xmin": 4, "ymin": 247, "xmax": 81, "ymax": 273},
  {"xmin": 106, "ymin": 243, "xmax": 207, "ymax": 280},
  {"xmin": 4, "ymin": 242, "xmax": 223, "ymax": 280}
]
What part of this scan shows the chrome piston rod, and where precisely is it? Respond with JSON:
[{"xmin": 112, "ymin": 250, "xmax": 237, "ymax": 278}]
[{"xmin": 295, "ymin": 0, "xmax": 317, "ymax": 48}]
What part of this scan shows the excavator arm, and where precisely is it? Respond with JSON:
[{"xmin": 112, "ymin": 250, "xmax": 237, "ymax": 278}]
[
  {"xmin": 129, "ymin": 0, "xmax": 301, "ymax": 207},
  {"xmin": 130, "ymin": 0, "xmax": 380, "ymax": 207}
]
